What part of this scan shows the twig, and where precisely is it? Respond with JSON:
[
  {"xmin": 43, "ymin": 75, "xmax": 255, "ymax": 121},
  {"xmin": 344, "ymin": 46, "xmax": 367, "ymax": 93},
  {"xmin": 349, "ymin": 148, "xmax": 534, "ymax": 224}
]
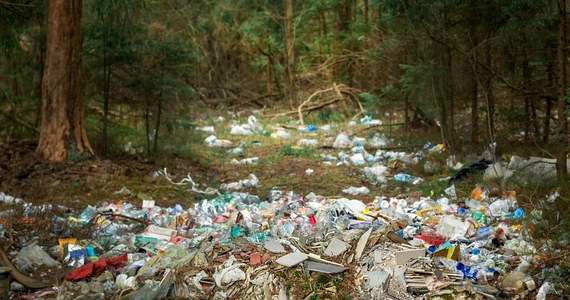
[
  {"xmin": 268, "ymin": 97, "xmax": 340, "ymax": 118},
  {"xmin": 297, "ymin": 87, "xmax": 335, "ymax": 125},
  {"xmin": 157, "ymin": 168, "xmax": 220, "ymax": 196},
  {"xmin": 350, "ymin": 123, "xmax": 405, "ymax": 136}
]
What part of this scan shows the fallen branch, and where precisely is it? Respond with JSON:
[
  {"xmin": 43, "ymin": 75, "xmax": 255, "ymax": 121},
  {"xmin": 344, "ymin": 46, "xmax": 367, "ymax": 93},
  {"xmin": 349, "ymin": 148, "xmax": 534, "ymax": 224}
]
[
  {"xmin": 298, "ymin": 87, "xmax": 336, "ymax": 125},
  {"xmin": 269, "ymin": 97, "xmax": 341, "ymax": 118},
  {"xmin": 0, "ymin": 245, "xmax": 51, "ymax": 288},
  {"xmin": 157, "ymin": 168, "xmax": 220, "ymax": 196},
  {"xmin": 268, "ymin": 84, "xmax": 365, "ymax": 122},
  {"xmin": 350, "ymin": 123, "xmax": 405, "ymax": 136},
  {"xmin": 1, "ymin": 112, "xmax": 38, "ymax": 133}
]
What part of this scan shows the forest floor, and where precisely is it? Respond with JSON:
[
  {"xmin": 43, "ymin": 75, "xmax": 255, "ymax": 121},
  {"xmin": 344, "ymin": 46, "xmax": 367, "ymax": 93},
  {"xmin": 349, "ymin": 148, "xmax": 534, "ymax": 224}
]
[
  {"xmin": 0, "ymin": 112, "xmax": 560, "ymax": 211},
  {"xmin": 0, "ymin": 110, "xmax": 568, "ymax": 299}
]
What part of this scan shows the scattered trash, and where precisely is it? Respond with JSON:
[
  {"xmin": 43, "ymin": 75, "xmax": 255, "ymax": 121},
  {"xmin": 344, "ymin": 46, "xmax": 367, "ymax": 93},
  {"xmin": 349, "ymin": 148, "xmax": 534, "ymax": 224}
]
[
  {"xmin": 333, "ymin": 131, "xmax": 351, "ymax": 149},
  {"xmin": 366, "ymin": 267, "xmax": 391, "ymax": 289},
  {"xmin": 276, "ymin": 253, "xmax": 308, "ymax": 267},
  {"xmin": 220, "ymin": 174, "xmax": 259, "ymax": 191},
  {"xmin": 449, "ymin": 159, "xmax": 491, "ymax": 183},
  {"xmin": 196, "ymin": 126, "xmax": 215, "ymax": 133},
  {"xmin": 342, "ymin": 186, "xmax": 370, "ymax": 195},
  {"xmin": 395, "ymin": 248, "xmax": 425, "ymax": 265},
  {"xmin": 264, "ymin": 239, "xmax": 286, "ymax": 254},
  {"xmin": 297, "ymin": 139, "xmax": 318, "ymax": 147},
  {"xmin": 324, "ymin": 238, "xmax": 349, "ymax": 257},
  {"xmin": 230, "ymin": 157, "xmax": 259, "ymax": 165},
  {"xmin": 0, "ymin": 118, "xmax": 562, "ymax": 300},
  {"xmin": 305, "ymin": 261, "xmax": 347, "ymax": 274},
  {"xmin": 13, "ymin": 243, "xmax": 60, "ymax": 273},
  {"xmin": 393, "ymin": 173, "xmax": 423, "ymax": 184},
  {"xmin": 205, "ymin": 135, "xmax": 232, "ymax": 147}
]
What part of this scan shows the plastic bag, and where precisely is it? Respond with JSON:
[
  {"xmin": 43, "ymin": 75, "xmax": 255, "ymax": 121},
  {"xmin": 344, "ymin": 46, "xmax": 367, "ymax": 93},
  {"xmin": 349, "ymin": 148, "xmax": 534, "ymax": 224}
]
[
  {"xmin": 13, "ymin": 243, "xmax": 60, "ymax": 272},
  {"xmin": 333, "ymin": 132, "xmax": 351, "ymax": 149},
  {"xmin": 342, "ymin": 186, "xmax": 370, "ymax": 195}
]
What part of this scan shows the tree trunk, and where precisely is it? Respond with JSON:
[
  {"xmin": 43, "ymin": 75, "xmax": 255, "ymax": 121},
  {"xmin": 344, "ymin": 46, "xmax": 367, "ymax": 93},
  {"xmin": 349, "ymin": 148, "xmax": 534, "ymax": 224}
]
[
  {"xmin": 523, "ymin": 59, "xmax": 530, "ymax": 142},
  {"xmin": 153, "ymin": 94, "xmax": 162, "ymax": 154},
  {"xmin": 544, "ymin": 97, "xmax": 552, "ymax": 143},
  {"xmin": 531, "ymin": 99, "xmax": 540, "ymax": 141},
  {"xmin": 544, "ymin": 60, "xmax": 554, "ymax": 143},
  {"xmin": 333, "ymin": 0, "xmax": 351, "ymax": 82},
  {"xmin": 445, "ymin": 45, "xmax": 455, "ymax": 147},
  {"xmin": 145, "ymin": 95, "xmax": 151, "ymax": 156},
  {"xmin": 484, "ymin": 44, "xmax": 495, "ymax": 142},
  {"xmin": 470, "ymin": 64, "xmax": 479, "ymax": 144},
  {"xmin": 556, "ymin": 0, "xmax": 568, "ymax": 176},
  {"xmin": 284, "ymin": 0, "xmax": 297, "ymax": 109},
  {"xmin": 469, "ymin": 8, "xmax": 479, "ymax": 144},
  {"xmin": 102, "ymin": 58, "xmax": 110, "ymax": 158},
  {"xmin": 364, "ymin": 0, "xmax": 368, "ymax": 25},
  {"xmin": 38, "ymin": 0, "xmax": 91, "ymax": 161},
  {"xmin": 71, "ymin": 0, "xmax": 92, "ymax": 156}
]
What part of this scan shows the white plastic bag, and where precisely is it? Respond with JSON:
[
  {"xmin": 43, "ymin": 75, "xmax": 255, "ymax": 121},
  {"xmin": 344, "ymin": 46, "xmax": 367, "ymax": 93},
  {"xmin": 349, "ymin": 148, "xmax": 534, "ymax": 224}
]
[{"xmin": 333, "ymin": 132, "xmax": 351, "ymax": 149}]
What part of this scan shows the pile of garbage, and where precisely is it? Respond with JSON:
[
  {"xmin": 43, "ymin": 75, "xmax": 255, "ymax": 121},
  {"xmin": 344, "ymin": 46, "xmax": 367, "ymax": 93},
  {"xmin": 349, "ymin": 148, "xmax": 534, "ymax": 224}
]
[
  {"xmin": 0, "ymin": 180, "xmax": 565, "ymax": 299},
  {"xmin": 2, "ymin": 115, "xmax": 568, "ymax": 299}
]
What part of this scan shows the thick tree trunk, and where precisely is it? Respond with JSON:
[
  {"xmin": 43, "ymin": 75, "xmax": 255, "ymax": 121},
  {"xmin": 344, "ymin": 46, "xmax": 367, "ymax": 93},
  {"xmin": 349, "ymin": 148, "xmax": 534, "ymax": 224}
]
[
  {"xmin": 556, "ymin": 0, "xmax": 568, "ymax": 175},
  {"xmin": 284, "ymin": 0, "xmax": 297, "ymax": 109},
  {"xmin": 38, "ymin": 0, "xmax": 85, "ymax": 161}
]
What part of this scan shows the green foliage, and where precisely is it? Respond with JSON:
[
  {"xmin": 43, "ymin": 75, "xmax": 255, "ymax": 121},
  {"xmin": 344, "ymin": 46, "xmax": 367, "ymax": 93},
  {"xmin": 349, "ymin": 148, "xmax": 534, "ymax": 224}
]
[
  {"xmin": 0, "ymin": 0, "xmax": 568, "ymax": 161},
  {"xmin": 280, "ymin": 145, "xmax": 314, "ymax": 158},
  {"xmin": 316, "ymin": 107, "xmax": 345, "ymax": 123}
]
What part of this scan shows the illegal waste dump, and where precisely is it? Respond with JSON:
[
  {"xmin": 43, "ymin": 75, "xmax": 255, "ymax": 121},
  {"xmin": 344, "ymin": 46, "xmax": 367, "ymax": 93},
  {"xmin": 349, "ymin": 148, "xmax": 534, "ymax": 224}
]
[
  {"xmin": 0, "ymin": 115, "xmax": 569, "ymax": 300},
  {"xmin": 1, "ymin": 179, "xmax": 567, "ymax": 299}
]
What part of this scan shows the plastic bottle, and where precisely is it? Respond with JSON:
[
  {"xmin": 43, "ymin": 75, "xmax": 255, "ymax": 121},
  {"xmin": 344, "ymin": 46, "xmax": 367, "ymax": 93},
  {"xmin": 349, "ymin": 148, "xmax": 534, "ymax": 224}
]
[
  {"xmin": 472, "ymin": 210, "xmax": 487, "ymax": 224},
  {"xmin": 507, "ymin": 207, "xmax": 525, "ymax": 218}
]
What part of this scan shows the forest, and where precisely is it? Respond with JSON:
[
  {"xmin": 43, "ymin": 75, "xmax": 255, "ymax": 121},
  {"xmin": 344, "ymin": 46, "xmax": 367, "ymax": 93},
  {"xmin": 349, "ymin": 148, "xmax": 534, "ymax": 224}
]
[
  {"xmin": 1, "ymin": 1, "xmax": 570, "ymax": 299},
  {"xmin": 0, "ymin": 0, "xmax": 567, "ymax": 171}
]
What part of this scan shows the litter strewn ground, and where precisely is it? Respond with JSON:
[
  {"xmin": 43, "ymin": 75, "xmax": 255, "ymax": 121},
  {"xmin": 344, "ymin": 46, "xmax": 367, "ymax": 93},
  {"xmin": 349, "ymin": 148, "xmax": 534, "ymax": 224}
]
[{"xmin": 0, "ymin": 115, "xmax": 568, "ymax": 300}]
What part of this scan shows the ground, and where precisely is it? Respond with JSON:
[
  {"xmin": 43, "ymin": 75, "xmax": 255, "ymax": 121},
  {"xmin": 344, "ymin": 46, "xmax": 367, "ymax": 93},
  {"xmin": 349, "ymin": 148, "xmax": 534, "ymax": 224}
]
[{"xmin": 1, "ymin": 112, "xmax": 568, "ymax": 299}]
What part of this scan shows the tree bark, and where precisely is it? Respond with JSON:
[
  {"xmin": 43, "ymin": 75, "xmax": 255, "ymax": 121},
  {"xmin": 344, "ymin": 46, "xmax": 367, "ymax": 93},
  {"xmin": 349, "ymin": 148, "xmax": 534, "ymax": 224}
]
[
  {"xmin": 443, "ymin": 44, "xmax": 455, "ymax": 147},
  {"xmin": 544, "ymin": 60, "xmax": 554, "ymax": 143},
  {"xmin": 484, "ymin": 44, "xmax": 495, "ymax": 142},
  {"xmin": 544, "ymin": 97, "xmax": 552, "ymax": 143},
  {"xmin": 38, "ymin": 0, "xmax": 91, "ymax": 161},
  {"xmin": 70, "ymin": 0, "xmax": 92, "ymax": 156},
  {"xmin": 469, "ymin": 4, "xmax": 479, "ymax": 144},
  {"xmin": 364, "ymin": 0, "xmax": 368, "ymax": 25},
  {"xmin": 556, "ymin": 0, "xmax": 568, "ymax": 175},
  {"xmin": 153, "ymin": 94, "xmax": 162, "ymax": 154},
  {"xmin": 284, "ymin": 0, "xmax": 297, "ymax": 109},
  {"xmin": 523, "ymin": 59, "xmax": 530, "ymax": 142},
  {"xmin": 333, "ymin": 0, "xmax": 351, "ymax": 82}
]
